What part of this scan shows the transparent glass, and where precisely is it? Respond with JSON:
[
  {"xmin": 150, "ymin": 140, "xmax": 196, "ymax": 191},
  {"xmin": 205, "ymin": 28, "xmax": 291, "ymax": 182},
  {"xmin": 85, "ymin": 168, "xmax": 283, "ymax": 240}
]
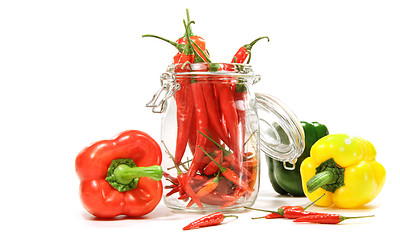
[{"xmin": 158, "ymin": 63, "xmax": 261, "ymax": 212}]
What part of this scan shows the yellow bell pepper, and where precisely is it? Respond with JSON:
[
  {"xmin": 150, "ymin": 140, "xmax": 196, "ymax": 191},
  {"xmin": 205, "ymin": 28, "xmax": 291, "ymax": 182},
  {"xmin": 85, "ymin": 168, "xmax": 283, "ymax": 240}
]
[{"xmin": 300, "ymin": 134, "xmax": 386, "ymax": 208}]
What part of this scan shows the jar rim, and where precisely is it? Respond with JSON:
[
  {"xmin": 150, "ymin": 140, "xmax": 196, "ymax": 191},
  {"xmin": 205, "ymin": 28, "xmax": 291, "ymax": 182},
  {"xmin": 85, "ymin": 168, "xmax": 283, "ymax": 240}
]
[{"xmin": 166, "ymin": 62, "xmax": 256, "ymax": 76}]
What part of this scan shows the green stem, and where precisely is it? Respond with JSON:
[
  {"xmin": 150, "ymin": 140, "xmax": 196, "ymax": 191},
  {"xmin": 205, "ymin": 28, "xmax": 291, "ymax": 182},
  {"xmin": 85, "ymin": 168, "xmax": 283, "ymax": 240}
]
[
  {"xmin": 251, "ymin": 216, "xmax": 267, "ymax": 220},
  {"xmin": 186, "ymin": 9, "xmax": 194, "ymax": 37},
  {"xmin": 161, "ymin": 140, "xmax": 182, "ymax": 175},
  {"xmin": 303, "ymin": 193, "xmax": 326, "ymax": 210},
  {"xmin": 223, "ymin": 215, "xmax": 238, "ymax": 219},
  {"xmin": 190, "ymin": 38, "xmax": 212, "ymax": 63},
  {"xmin": 244, "ymin": 207, "xmax": 280, "ymax": 215},
  {"xmin": 243, "ymin": 36, "xmax": 269, "ymax": 64},
  {"xmin": 105, "ymin": 158, "xmax": 162, "ymax": 192},
  {"xmin": 245, "ymin": 36, "xmax": 270, "ymax": 50},
  {"xmin": 198, "ymin": 145, "xmax": 226, "ymax": 173},
  {"xmin": 340, "ymin": 215, "xmax": 375, "ymax": 222},
  {"xmin": 199, "ymin": 131, "xmax": 231, "ymax": 156},
  {"xmin": 142, "ymin": 34, "xmax": 185, "ymax": 52},
  {"xmin": 307, "ymin": 158, "xmax": 345, "ymax": 193},
  {"xmin": 113, "ymin": 164, "xmax": 163, "ymax": 184},
  {"xmin": 306, "ymin": 170, "xmax": 336, "ymax": 193}
]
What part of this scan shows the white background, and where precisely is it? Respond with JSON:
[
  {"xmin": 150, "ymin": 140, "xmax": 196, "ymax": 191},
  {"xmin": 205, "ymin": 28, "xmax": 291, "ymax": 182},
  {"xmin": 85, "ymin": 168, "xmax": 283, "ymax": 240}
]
[{"xmin": 1, "ymin": 0, "xmax": 398, "ymax": 239}]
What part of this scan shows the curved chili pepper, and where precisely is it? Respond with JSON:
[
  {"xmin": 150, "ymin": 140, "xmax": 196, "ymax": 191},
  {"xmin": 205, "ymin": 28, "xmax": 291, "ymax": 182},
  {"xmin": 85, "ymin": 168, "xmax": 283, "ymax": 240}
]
[
  {"xmin": 231, "ymin": 36, "xmax": 270, "ymax": 64},
  {"xmin": 178, "ymin": 173, "xmax": 203, "ymax": 209},
  {"xmin": 183, "ymin": 212, "xmax": 238, "ymax": 230},
  {"xmin": 186, "ymin": 173, "xmax": 220, "ymax": 207},
  {"xmin": 247, "ymin": 194, "xmax": 326, "ymax": 219},
  {"xmin": 293, "ymin": 213, "xmax": 374, "ymax": 224}
]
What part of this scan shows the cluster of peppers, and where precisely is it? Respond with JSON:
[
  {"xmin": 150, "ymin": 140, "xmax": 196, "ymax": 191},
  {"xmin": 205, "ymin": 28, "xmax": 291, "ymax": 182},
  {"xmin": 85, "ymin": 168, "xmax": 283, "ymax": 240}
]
[
  {"xmin": 143, "ymin": 10, "xmax": 269, "ymax": 209},
  {"xmin": 267, "ymin": 121, "xmax": 386, "ymax": 208}
]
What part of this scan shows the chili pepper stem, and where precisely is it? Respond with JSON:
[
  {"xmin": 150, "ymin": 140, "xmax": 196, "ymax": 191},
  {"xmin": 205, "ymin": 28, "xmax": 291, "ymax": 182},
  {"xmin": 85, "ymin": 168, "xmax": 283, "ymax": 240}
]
[
  {"xmin": 161, "ymin": 140, "xmax": 182, "ymax": 175},
  {"xmin": 223, "ymin": 215, "xmax": 239, "ymax": 219},
  {"xmin": 185, "ymin": 9, "xmax": 193, "ymax": 37},
  {"xmin": 251, "ymin": 216, "xmax": 267, "ymax": 220},
  {"xmin": 199, "ymin": 145, "xmax": 225, "ymax": 171},
  {"xmin": 142, "ymin": 34, "xmax": 185, "ymax": 52},
  {"xmin": 199, "ymin": 131, "xmax": 230, "ymax": 156},
  {"xmin": 339, "ymin": 215, "xmax": 375, "ymax": 221},
  {"xmin": 244, "ymin": 207, "xmax": 280, "ymax": 215},
  {"xmin": 303, "ymin": 193, "xmax": 326, "ymax": 211},
  {"xmin": 245, "ymin": 36, "xmax": 270, "ymax": 50}
]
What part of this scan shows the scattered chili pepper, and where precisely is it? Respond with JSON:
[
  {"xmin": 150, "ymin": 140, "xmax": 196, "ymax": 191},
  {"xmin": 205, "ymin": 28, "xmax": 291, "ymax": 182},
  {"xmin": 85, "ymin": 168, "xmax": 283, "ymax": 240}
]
[
  {"xmin": 246, "ymin": 194, "xmax": 325, "ymax": 220},
  {"xmin": 293, "ymin": 213, "xmax": 375, "ymax": 224},
  {"xmin": 183, "ymin": 212, "xmax": 238, "ymax": 230}
]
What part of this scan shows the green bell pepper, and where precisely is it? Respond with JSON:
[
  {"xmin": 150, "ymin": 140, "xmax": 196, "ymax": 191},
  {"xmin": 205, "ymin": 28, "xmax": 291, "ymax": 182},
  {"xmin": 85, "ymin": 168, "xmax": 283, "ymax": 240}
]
[{"xmin": 266, "ymin": 121, "xmax": 329, "ymax": 197}]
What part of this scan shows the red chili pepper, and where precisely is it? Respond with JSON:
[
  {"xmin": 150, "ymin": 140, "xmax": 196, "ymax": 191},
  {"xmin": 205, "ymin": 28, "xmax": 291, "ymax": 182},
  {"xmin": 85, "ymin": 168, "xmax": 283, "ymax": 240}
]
[
  {"xmin": 186, "ymin": 173, "xmax": 220, "ymax": 207},
  {"xmin": 247, "ymin": 194, "xmax": 326, "ymax": 219},
  {"xmin": 293, "ymin": 213, "xmax": 375, "ymax": 224},
  {"xmin": 231, "ymin": 36, "xmax": 269, "ymax": 64},
  {"xmin": 203, "ymin": 150, "xmax": 222, "ymax": 175},
  {"xmin": 215, "ymin": 82, "xmax": 241, "ymax": 158},
  {"xmin": 196, "ymin": 173, "xmax": 220, "ymax": 198},
  {"xmin": 264, "ymin": 213, "xmax": 284, "ymax": 219},
  {"xmin": 183, "ymin": 212, "xmax": 238, "ymax": 230},
  {"xmin": 200, "ymin": 146, "xmax": 253, "ymax": 193},
  {"xmin": 187, "ymin": 82, "xmax": 209, "ymax": 178},
  {"xmin": 173, "ymin": 80, "xmax": 195, "ymax": 164},
  {"xmin": 220, "ymin": 187, "xmax": 246, "ymax": 208},
  {"xmin": 202, "ymin": 83, "xmax": 232, "ymax": 148},
  {"xmin": 242, "ymin": 156, "xmax": 257, "ymax": 168},
  {"xmin": 199, "ymin": 131, "xmax": 241, "ymax": 171},
  {"xmin": 177, "ymin": 173, "xmax": 204, "ymax": 209}
]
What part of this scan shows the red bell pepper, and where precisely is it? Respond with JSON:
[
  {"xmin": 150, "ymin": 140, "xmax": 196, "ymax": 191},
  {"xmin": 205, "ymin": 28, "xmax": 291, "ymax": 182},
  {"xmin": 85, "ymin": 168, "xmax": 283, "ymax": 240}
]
[{"xmin": 75, "ymin": 130, "xmax": 163, "ymax": 218}]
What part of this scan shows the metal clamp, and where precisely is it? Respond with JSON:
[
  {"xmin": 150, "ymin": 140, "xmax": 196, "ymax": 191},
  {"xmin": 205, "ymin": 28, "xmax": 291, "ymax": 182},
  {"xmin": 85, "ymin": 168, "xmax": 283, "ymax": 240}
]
[{"xmin": 146, "ymin": 73, "xmax": 180, "ymax": 113}]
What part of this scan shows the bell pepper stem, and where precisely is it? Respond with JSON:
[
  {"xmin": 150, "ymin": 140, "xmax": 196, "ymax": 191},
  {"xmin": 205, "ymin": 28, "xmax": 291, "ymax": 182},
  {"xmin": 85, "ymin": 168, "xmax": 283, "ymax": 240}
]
[
  {"xmin": 113, "ymin": 164, "xmax": 163, "ymax": 184},
  {"xmin": 306, "ymin": 170, "xmax": 336, "ymax": 193},
  {"xmin": 106, "ymin": 158, "xmax": 162, "ymax": 192},
  {"xmin": 306, "ymin": 158, "xmax": 345, "ymax": 193}
]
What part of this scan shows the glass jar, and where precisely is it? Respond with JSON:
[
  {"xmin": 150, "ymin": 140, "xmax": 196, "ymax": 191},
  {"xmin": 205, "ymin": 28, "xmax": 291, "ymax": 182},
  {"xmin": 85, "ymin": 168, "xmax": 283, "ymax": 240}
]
[{"xmin": 147, "ymin": 62, "xmax": 304, "ymax": 212}]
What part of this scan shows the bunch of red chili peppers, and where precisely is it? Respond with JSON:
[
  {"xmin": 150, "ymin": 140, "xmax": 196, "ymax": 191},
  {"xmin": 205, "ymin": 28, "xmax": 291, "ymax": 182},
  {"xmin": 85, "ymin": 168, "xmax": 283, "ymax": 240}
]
[{"xmin": 143, "ymin": 10, "xmax": 269, "ymax": 209}]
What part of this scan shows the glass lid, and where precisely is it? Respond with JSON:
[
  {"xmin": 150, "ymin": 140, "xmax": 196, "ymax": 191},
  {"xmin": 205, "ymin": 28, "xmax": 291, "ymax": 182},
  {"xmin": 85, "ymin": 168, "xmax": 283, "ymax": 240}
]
[{"xmin": 255, "ymin": 93, "xmax": 305, "ymax": 164}]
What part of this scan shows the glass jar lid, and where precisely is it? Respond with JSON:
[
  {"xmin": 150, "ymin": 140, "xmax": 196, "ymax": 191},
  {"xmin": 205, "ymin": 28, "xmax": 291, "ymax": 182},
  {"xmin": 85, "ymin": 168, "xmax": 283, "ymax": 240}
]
[{"xmin": 256, "ymin": 93, "xmax": 305, "ymax": 164}]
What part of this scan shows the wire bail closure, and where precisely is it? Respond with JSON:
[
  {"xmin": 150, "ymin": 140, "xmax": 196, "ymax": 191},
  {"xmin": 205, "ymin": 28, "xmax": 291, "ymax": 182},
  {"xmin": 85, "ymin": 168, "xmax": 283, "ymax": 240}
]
[{"xmin": 146, "ymin": 73, "xmax": 180, "ymax": 113}]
